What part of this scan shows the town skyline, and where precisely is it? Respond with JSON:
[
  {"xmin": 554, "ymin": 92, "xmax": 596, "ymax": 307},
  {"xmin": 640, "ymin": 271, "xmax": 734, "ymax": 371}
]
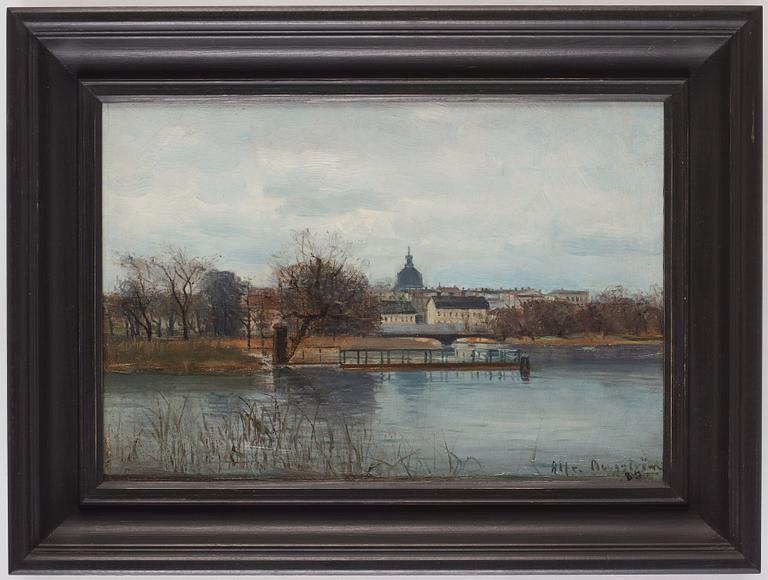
[{"xmin": 103, "ymin": 243, "xmax": 661, "ymax": 295}]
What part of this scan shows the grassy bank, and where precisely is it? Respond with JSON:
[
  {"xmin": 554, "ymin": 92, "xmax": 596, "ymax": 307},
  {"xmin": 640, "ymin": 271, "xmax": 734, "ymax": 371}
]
[
  {"xmin": 105, "ymin": 338, "xmax": 262, "ymax": 374},
  {"xmin": 104, "ymin": 336, "xmax": 443, "ymax": 373}
]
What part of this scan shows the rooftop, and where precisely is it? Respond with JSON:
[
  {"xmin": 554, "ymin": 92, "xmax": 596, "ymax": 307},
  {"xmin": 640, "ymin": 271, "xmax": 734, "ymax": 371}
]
[
  {"xmin": 380, "ymin": 300, "xmax": 418, "ymax": 315},
  {"xmin": 431, "ymin": 295, "xmax": 490, "ymax": 310},
  {"xmin": 548, "ymin": 289, "xmax": 590, "ymax": 295}
]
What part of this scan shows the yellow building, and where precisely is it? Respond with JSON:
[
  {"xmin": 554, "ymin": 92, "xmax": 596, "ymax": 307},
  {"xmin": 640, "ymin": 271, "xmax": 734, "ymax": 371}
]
[
  {"xmin": 380, "ymin": 300, "xmax": 418, "ymax": 325},
  {"xmin": 425, "ymin": 295, "xmax": 490, "ymax": 329}
]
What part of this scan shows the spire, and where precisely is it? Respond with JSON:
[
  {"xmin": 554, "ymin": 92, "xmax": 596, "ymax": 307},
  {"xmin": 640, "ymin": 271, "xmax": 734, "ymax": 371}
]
[{"xmin": 405, "ymin": 247, "xmax": 414, "ymax": 268}]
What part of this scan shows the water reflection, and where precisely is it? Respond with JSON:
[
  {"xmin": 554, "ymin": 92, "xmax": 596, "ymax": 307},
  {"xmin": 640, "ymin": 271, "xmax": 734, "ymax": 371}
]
[
  {"xmin": 104, "ymin": 344, "xmax": 664, "ymax": 478},
  {"xmin": 272, "ymin": 366, "xmax": 379, "ymax": 424}
]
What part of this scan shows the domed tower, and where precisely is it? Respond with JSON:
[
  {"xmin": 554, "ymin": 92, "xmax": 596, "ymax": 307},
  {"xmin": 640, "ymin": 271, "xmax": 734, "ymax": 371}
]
[{"xmin": 396, "ymin": 247, "xmax": 424, "ymax": 291}]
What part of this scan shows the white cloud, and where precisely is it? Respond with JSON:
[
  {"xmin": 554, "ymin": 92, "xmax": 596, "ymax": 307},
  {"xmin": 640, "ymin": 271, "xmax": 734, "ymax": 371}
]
[{"xmin": 103, "ymin": 100, "xmax": 663, "ymax": 291}]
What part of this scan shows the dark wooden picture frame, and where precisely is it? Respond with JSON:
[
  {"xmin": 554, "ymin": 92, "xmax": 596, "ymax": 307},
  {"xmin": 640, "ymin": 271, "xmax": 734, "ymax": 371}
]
[{"xmin": 7, "ymin": 7, "xmax": 761, "ymax": 573}]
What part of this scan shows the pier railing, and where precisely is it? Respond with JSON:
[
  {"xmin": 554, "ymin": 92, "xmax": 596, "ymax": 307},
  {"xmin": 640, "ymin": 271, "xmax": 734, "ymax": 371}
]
[
  {"xmin": 287, "ymin": 346, "xmax": 526, "ymax": 368},
  {"xmin": 341, "ymin": 348, "xmax": 446, "ymax": 366},
  {"xmin": 292, "ymin": 346, "xmax": 342, "ymax": 364},
  {"xmin": 339, "ymin": 347, "xmax": 523, "ymax": 367}
]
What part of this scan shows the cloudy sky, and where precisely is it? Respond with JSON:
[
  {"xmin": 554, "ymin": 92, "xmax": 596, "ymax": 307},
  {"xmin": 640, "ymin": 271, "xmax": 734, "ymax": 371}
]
[{"xmin": 103, "ymin": 100, "xmax": 663, "ymax": 292}]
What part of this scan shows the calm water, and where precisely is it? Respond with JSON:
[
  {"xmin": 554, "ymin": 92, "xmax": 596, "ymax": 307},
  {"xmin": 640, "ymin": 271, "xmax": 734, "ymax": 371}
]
[{"xmin": 104, "ymin": 344, "xmax": 663, "ymax": 479}]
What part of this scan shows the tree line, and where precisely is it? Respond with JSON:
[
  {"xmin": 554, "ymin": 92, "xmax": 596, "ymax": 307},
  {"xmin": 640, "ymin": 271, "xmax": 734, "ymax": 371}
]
[
  {"xmin": 491, "ymin": 286, "xmax": 663, "ymax": 341},
  {"xmin": 104, "ymin": 248, "xmax": 241, "ymax": 342},
  {"xmin": 104, "ymin": 232, "xmax": 381, "ymax": 352},
  {"xmin": 105, "ymin": 248, "xmax": 285, "ymax": 345},
  {"xmin": 106, "ymin": 234, "xmax": 662, "ymax": 349}
]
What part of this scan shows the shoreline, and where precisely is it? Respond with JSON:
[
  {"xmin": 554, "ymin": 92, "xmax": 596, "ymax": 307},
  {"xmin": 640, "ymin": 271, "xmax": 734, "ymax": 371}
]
[
  {"xmin": 500, "ymin": 336, "xmax": 662, "ymax": 347},
  {"xmin": 104, "ymin": 337, "xmax": 664, "ymax": 376}
]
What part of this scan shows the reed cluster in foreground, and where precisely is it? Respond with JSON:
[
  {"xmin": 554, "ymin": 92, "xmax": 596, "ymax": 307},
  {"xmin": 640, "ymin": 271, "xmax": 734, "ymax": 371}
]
[{"xmin": 105, "ymin": 394, "xmax": 482, "ymax": 479}]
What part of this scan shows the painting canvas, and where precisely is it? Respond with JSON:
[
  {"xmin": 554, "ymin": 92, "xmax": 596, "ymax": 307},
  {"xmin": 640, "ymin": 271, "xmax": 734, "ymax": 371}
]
[{"xmin": 102, "ymin": 100, "xmax": 664, "ymax": 480}]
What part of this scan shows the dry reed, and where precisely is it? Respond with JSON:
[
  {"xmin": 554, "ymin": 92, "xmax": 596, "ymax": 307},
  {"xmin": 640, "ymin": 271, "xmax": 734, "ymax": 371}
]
[{"xmin": 105, "ymin": 395, "xmax": 482, "ymax": 479}]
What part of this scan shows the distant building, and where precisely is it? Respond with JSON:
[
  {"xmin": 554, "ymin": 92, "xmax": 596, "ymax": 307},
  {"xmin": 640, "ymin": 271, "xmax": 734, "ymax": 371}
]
[
  {"xmin": 514, "ymin": 288, "xmax": 548, "ymax": 305},
  {"xmin": 547, "ymin": 289, "xmax": 590, "ymax": 305},
  {"xmin": 408, "ymin": 294, "xmax": 431, "ymax": 324},
  {"xmin": 395, "ymin": 247, "xmax": 424, "ymax": 291},
  {"xmin": 375, "ymin": 289, "xmax": 410, "ymax": 302},
  {"xmin": 380, "ymin": 300, "xmax": 418, "ymax": 325},
  {"xmin": 425, "ymin": 295, "xmax": 490, "ymax": 330},
  {"xmin": 434, "ymin": 285, "xmax": 463, "ymax": 296},
  {"xmin": 484, "ymin": 290, "xmax": 520, "ymax": 310},
  {"xmin": 246, "ymin": 288, "xmax": 282, "ymax": 334}
]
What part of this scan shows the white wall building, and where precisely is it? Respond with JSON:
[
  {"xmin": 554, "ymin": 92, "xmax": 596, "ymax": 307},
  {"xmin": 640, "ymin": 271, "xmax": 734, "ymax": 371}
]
[{"xmin": 425, "ymin": 295, "xmax": 490, "ymax": 330}]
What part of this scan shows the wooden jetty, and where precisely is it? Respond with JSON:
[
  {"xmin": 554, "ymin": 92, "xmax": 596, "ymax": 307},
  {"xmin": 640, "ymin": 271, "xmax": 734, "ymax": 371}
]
[{"xmin": 339, "ymin": 347, "xmax": 529, "ymax": 373}]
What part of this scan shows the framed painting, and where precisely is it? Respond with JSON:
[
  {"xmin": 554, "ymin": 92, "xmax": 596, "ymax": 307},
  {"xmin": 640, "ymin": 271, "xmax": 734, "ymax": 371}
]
[{"xmin": 7, "ymin": 6, "xmax": 761, "ymax": 573}]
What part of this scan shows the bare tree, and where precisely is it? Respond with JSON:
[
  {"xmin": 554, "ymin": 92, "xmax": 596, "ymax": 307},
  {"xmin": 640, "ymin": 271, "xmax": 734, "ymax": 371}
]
[
  {"xmin": 530, "ymin": 300, "xmax": 579, "ymax": 338},
  {"xmin": 274, "ymin": 230, "xmax": 380, "ymax": 358},
  {"xmin": 154, "ymin": 294, "xmax": 178, "ymax": 338},
  {"xmin": 491, "ymin": 307, "xmax": 520, "ymax": 340},
  {"xmin": 251, "ymin": 293, "xmax": 270, "ymax": 340},
  {"xmin": 491, "ymin": 305, "xmax": 537, "ymax": 341},
  {"xmin": 236, "ymin": 280, "xmax": 261, "ymax": 349},
  {"xmin": 155, "ymin": 248, "xmax": 212, "ymax": 340},
  {"xmin": 102, "ymin": 292, "xmax": 121, "ymax": 337},
  {"xmin": 117, "ymin": 254, "xmax": 161, "ymax": 341}
]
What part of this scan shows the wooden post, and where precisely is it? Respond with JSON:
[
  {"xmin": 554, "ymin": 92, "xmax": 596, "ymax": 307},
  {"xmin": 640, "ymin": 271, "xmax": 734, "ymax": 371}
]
[
  {"xmin": 272, "ymin": 322, "xmax": 288, "ymax": 364},
  {"xmin": 520, "ymin": 353, "xmax": 531, "ymax": 379}
]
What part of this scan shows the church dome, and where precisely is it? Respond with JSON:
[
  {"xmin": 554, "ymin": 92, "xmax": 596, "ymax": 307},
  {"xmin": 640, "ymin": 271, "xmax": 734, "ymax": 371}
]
[{"xmin": 396, "ymin": 248, "xmax": 424, "ymax": 290}]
